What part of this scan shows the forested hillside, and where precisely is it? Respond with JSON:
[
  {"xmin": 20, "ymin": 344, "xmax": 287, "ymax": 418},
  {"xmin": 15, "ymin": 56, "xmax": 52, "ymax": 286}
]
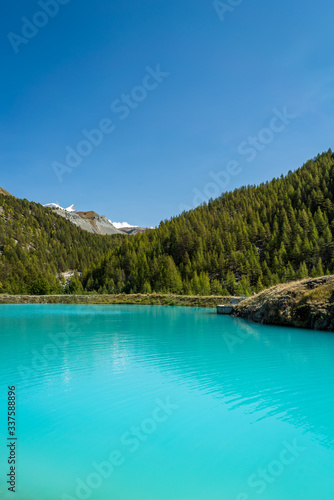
[
  {"xmin": 0, "ymin": 196, "xmax": 122, "ymax": 294},
  {"xmin": 1, "ymin": 151, "xmax": 334, "ymax": 296},
  {"xmin": 81, "ymin": 151, "xmax": 334, "ymax": 295}
]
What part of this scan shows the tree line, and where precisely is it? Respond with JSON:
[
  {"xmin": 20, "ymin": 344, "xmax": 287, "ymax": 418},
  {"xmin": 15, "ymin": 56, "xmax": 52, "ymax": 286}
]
[
  {"xmin": 0, "ymin": 150, "xmax": 333, "ymax": 295},
  {"xmin": 81, "ymin": 150, "xmax": 334, "ymax": 295}
]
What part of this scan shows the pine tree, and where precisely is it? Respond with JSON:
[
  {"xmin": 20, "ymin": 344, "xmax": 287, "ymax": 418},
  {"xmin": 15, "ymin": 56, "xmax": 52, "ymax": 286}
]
[{"xmin": 297, "ymin": 261, "xmax": 309, "ymax": 279}]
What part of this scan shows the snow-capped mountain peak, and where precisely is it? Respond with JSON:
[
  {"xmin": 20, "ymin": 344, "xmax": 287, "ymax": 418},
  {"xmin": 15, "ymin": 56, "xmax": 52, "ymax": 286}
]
[
  {"xmin": 44, "ymin": 203, "xmax": 76, "ymax": 213},
  {"xmin": 66, "ymin": 204, "xmax": 76, "ymax": 212},
  {"xmin": 44, "ymin": 204, "xmax": 145, "ymax": 234}
]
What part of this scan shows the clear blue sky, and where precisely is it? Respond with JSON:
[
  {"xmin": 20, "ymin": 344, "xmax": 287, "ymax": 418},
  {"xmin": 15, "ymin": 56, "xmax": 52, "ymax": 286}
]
[{"xmin": 1, "ymin": 0, "xmax": 334, "ymax": 227}]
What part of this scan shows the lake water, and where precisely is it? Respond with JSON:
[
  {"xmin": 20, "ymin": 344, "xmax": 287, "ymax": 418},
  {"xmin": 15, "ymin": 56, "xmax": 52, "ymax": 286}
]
[{"xmin": 0, "ymin": 305, "xmax": 334, "ymax": 500}]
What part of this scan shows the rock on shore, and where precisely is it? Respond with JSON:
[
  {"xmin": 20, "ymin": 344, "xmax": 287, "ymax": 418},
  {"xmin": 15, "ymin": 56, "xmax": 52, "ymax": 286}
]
[{"xmin": 233, "ymin": 276, "xmax": 334, "ymax": 331}]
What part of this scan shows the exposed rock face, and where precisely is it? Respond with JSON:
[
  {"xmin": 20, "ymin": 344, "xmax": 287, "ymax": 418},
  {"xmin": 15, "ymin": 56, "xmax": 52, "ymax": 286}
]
[
  {"xmin": 233, "ymin": 276, "xmax": 334, "ymax": 331},
  {"xmin": 118, "ymin": 226, "xmax": 148, "ymax": 235},
  {"xmin": 44, "ymin": 204, "xmax": 148, "ymax": 235},
  {"xmin": 76, "ymin": 211, "xmax": 99, "ymax": 219},
  {"xmin": 53, "ymin": 208, "xmax": 122, "ymax": 235},
  {"xmin": 0, "ymin": 187, "xmax": 14, "ymax": 197}
]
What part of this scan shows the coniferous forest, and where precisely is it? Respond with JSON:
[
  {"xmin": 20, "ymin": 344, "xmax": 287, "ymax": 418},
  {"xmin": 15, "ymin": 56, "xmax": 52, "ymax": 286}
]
[
  {"xmin": 1, "ymin": 151, "xmax": 334, "ymax": 295},
  {"xmin": 0, "ymin": 198, "xmax": 122, "ymax": 294}
]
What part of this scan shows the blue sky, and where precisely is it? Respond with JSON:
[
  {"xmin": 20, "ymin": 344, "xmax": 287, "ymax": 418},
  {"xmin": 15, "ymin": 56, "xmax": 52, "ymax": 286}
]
[{"xmin": 1, "ymin": 0, "xmax": 334, "ymax": 227}]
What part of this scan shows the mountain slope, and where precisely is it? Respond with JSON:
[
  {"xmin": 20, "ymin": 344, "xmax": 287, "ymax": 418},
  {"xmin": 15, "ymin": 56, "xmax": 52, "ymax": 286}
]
[
  {"xmin": 0, "ymin": 187, "xmax": 14, "ymax": 197},
  {"xmin": 55, "ymin": 209, "xmax": 122, "ymax": 235},
  {"xmin": 1, "ymin": 150, "xmax": 334, "ymax": 296},
  {"xmin": 44, "ymin": 204, "xmax": 122, "ymax": 235},
  {"xmin": 81, "ymin": 150, "xmax": 334, "ymax": 295},
  {"xmin": 44, "ymin": 202, "xmax": 146, "ymax": 235},
  {"xmin": 0, "ymin": 196, "xmax": 122, "ymax": 294}
]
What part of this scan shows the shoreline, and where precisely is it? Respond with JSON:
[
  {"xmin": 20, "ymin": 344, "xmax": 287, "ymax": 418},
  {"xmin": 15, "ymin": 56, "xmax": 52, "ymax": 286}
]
[
  {"xmin": 2, "ymin": 276, "xmax": 333, "ymax": 332},
  {"xmin": 0, "ymin": 293, "xmax": 234, "ymax": 308},
  {"xmin": 233, "ymin": 275, "xmax": 334, "ymax": 332}
]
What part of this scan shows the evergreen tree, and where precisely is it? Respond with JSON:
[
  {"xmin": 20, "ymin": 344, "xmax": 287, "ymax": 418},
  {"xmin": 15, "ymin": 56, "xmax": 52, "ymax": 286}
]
[{"xmin": 1, "ymin": 150, "xmax": 334, "ymax": 296}]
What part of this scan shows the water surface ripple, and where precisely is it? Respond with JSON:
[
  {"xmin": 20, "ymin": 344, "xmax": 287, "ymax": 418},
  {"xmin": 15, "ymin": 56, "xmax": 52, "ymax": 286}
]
[{"xmin": 0, "ymin": 305, "xmax": 333, "ymax": 499}]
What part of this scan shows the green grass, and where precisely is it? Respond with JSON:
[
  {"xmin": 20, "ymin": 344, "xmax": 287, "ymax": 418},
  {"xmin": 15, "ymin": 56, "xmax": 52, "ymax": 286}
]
[
  {"xmin": 0, "ymin": 293, "xmax": 234, "ymax": 308},
  {"xmin": 301, "ymin": 283, "xmax": 334, "ymax": 303}
]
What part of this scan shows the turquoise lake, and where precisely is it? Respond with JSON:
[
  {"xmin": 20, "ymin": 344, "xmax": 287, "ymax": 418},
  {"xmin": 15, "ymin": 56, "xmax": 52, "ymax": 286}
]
[{"xmin": 0, "ymin": 304, "xmax": 334, "ymax": 499}]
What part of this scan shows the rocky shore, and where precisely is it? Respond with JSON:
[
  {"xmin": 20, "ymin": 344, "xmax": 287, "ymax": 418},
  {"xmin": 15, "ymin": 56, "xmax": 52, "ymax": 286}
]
[{"xmin": 233, "ymin": 276, "xmax": 334, "ymax": 331}]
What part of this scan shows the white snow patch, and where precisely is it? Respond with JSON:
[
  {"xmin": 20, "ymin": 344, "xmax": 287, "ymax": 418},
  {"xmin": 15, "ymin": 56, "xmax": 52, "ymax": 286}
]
[
  {"xmin": 110, "ymin": 221, "xmax": 139, "ymax": 229},
  {"xmin": 44, "ymin": 203, "xmax": 76, "ymax": 213},
  {"xmin": 66, "ymin": 204, "xmax": 76, "ymax": 212}
]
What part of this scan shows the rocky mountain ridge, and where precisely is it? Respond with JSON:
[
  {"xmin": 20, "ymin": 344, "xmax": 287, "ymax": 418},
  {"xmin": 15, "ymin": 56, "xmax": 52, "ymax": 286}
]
[
  {"xmin": 49, "ymin": 206, "xmax": 122, "ymax": 236},
  {"xmin": 0, "ymin": 187, "xmax": 14, "ymax": 197},
  {"xmin": 1, "ymin": 188, "xmax": 148, "ymax": 236},
  {"xmin": 43, "ymin": 202, "xmax": 146, "ymax": 236}
]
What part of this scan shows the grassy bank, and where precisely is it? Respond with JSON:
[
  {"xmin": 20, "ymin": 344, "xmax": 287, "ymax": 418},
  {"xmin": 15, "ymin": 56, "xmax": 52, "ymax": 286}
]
[
  {"xmin": 0, "ymin": 293, "xmax": 234, "ymax": 308},
  {"xmin": 233, "ymin": 275, "xmax": 334, "ymax": 331}
]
